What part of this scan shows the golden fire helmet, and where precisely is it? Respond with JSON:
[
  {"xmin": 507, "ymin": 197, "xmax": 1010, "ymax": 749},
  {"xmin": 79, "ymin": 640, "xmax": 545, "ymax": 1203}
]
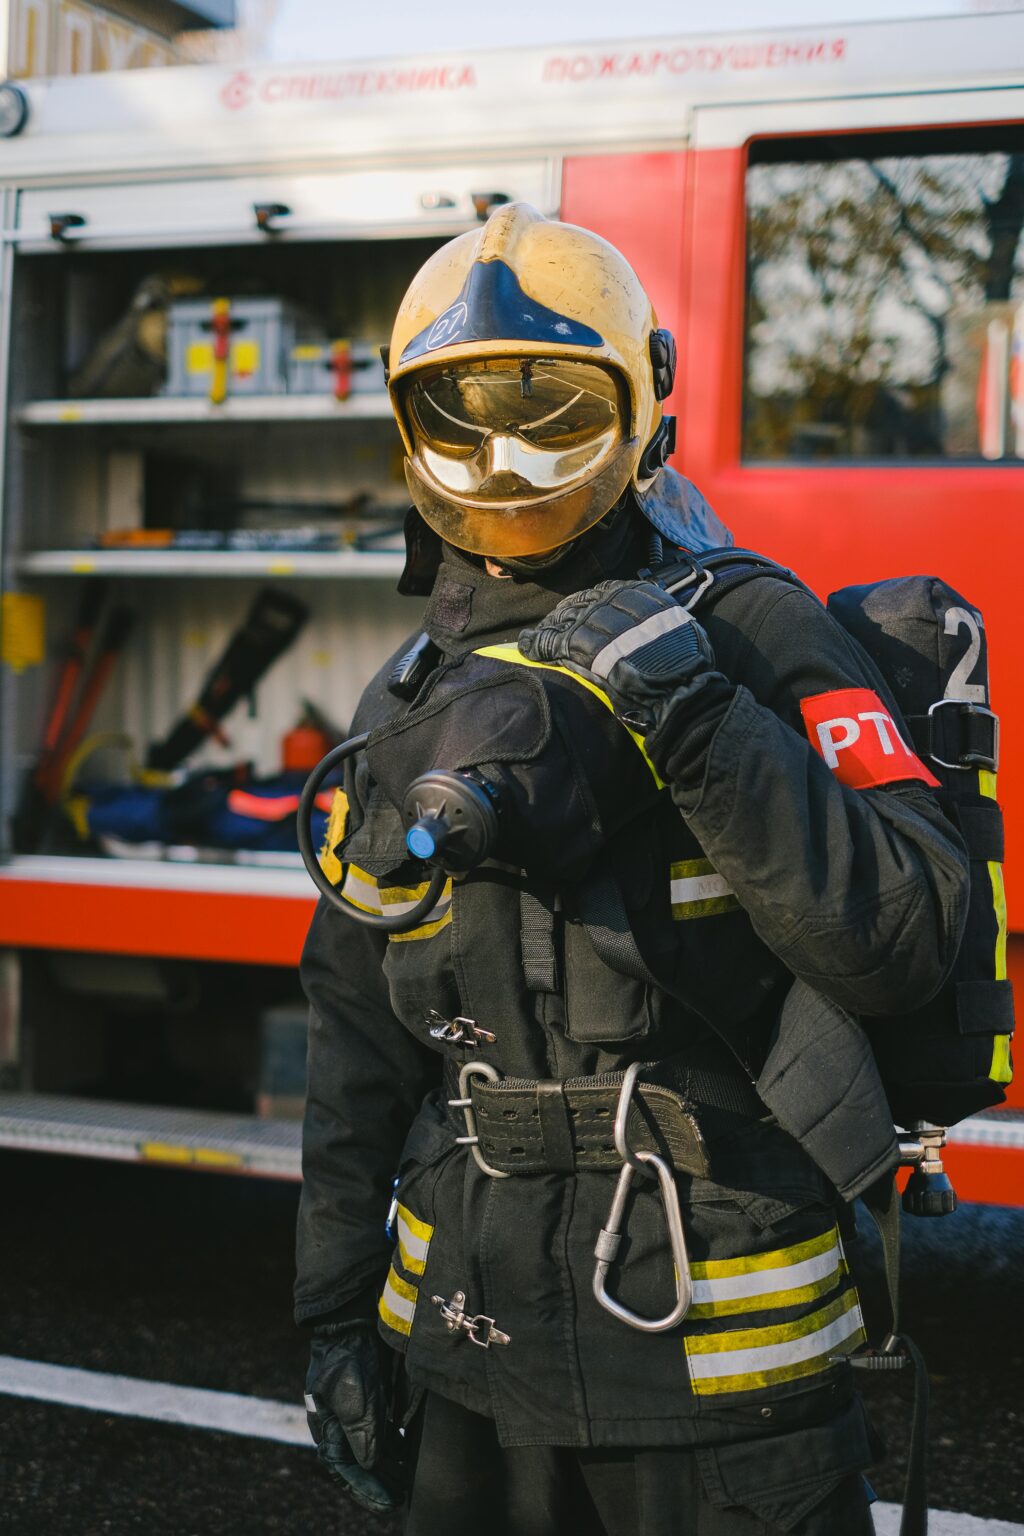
[{"xmin": 387, "ymin": 203, "xmax": 676, "ymax": 560}]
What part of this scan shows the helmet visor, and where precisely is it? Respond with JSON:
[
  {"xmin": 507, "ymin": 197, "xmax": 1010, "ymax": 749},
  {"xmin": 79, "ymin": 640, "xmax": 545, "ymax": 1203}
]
[{"xmin": 401, "ymin": 357, "xmax": 627, "ymax": 503}]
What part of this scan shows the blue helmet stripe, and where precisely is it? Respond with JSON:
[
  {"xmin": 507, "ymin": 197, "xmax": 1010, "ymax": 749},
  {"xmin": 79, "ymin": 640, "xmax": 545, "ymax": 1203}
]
[{"xmin": 399, "ymin": 258, "xmax": 603, "ymax": 365}]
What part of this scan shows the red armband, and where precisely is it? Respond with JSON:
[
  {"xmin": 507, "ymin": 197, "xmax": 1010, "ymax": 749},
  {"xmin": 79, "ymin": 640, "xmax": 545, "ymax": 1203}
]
[{"xmin": 800, "ymin": 688, "xmax": 939, "ymax": 790}]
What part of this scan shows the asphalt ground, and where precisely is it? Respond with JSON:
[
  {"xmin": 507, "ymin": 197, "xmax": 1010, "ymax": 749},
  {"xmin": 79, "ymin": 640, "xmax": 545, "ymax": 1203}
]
[{"xmin": 1, "ymin": 1148, "xmax": 1023, "ymax": 1533}]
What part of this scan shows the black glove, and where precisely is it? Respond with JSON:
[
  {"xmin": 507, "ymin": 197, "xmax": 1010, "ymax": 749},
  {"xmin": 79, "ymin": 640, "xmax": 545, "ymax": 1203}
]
[
  {"xmin": 305, "ymin": 1318, "xmax": 404, "ymax": 1515},
  {"xmin": 519, "ymin": 579, "xmax": 718, "ymax": 733}
]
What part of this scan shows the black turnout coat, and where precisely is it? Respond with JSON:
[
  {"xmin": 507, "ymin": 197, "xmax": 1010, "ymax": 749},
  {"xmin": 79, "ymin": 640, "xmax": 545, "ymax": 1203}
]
[{"xmin": 295, "ymin": 513, "xmax": 968, "ymax": 1520}]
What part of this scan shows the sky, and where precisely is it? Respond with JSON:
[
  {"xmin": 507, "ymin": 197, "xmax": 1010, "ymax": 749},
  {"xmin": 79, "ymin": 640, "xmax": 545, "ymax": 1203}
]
[{"xmin": 262, "ymin": 0, "xmax": 1024, "ymax": 61}]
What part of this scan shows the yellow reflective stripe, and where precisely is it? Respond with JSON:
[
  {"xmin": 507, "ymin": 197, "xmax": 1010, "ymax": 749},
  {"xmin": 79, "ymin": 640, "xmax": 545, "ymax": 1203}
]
[
  {"xmin": 991, "ymin": 1034, "xmax": 1014, "ymax": 1085},
  {"xmin": 672, "ymin": 858, "xmax": 718, "ymax": 881},
  {"xmin": 396, "ymin": 1203, "xmax": 434, "ymax": 1242},
  {"xmin": 691, "ymin": 1225, "xmax": 838, "ymax": 1281},
  {"xmin": 140, "ymin": 1142, "xmax": 243, "ymax": 1170},
  {"xmin": 687, "ymin": 1324, "xmax": 867, "ymax": 1395},
  {"xmin": 380, "ymin": 880, "xmax": 451, "ymax": 907},
  {"xmin": 473, "ymin": 643, "xmax": 664, "ymax": 789},
  {"xmin": 378, "ymin": 1298, "xmax": 412, "ymax": 1335},
  {"xmin": 193, "ymin": 1148, "xmax": 246, "ymax": 1169},
  {"xmin": 380, "ymin": 876, "xmax": 453, "ymax": 941},
  {"xmin": 341, "ymin": 868, "xmax": 455, "ymax": 921},
  {"xmin": 688, "ymin": 1266, "xmax": 847, "ymax": 1320},
  {"xmin": 989, "ymin": 861, "xmax": 1008, "ymax": 983},
  {"xmin": 388, "ymin": 909, "xmax": 453, "ymax": 944},
  {"xmin": 687, "ymin": 1286, "xmax": 860, "ymax": 1357},
  {"xmin": 979, "ymin": 771, "xmax": 1012, "ymax": 1085},
  {"xmin": 685, "ymin": 1289, "xmax": 865, "ymax": 1396},
  {"xmin": 397, "ymin": 1240, "xmax": 425, "ymax": 1275},
  {"xmin": 688, "ymin": 1229, "xmax": 846, "ymax": 1318},
  {"xmin": 317, "ymin": 788, "xmax": 349, "ymax": 885},
  {"xmin": 386, "ymin": 1267, "xmax": 418, "ymax": 1306},
  {"xmin": 341, "ymin": 869, "xmax": 454, "ymax": 941},
  {"xmin": 670, "ymin": 859, "xmax": 739, "ymax": 919},
  {"xmin": 396, "ymin": 1203, "xmax": 433, "ymax": 1276},
  {"xmin": 674, "ymin": 895, "xmax": 739, "ymax": 919},
  {"xmin": 378, "ymin": 1265, "xmax": 418, "ymax": 1337}
]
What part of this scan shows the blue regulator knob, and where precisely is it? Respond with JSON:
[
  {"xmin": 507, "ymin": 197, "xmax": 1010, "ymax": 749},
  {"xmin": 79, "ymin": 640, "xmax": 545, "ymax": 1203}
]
[{"xmin": 401, "ymin": 770, "xmax": 500, "ymax": 873}]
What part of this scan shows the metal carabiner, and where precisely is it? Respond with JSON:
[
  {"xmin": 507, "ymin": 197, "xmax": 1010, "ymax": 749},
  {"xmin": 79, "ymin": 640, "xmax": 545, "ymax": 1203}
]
[
  {"xmin": 593, "ymin": 1064, "xmax": 693, "ymax": 1333},
  {"xmin": 613, "ymin": 1061, "xmax": 648, "ymax": 1172}
]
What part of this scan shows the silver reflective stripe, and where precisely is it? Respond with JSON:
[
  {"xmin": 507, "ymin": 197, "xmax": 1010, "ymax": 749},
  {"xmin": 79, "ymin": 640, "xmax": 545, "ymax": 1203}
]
[
  {"xmin": 382, "ymin": 1272, "xmax": 417, "ymax": 1325},
  {"xmin": 589, "ymin": 606, "xmax": 693, "ymax": 680},
  {"xmin": 340, "ymin": 866, "xmax": 382, "ymax": 914},
  {"xmin": 340, "ymin": 866, "xmax": 453, "ymax": 923},
  {"xmin": 381, "ymin": 893, "xmax": 451, "ymax": 921},
  {"xmin": 670, "ymin": 871, "xmax": 733, "ymax": 907},
  {"xmin": 692, "ymin": 1240, "xmax": 841, "ymax": 1307},
  {"xmin": 396, "ymin": 1204, "xmax": 432, "ymax": 1275},
  {"xmin": 687, "ymin": 1298, "xmax": 865, "ymax": 1384}
]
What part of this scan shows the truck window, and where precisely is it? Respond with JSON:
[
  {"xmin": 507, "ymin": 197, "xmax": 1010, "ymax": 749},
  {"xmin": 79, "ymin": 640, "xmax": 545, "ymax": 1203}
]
[{"xmin": 743, "ymin": 126, "xmax": 1024, "ymax": 463}]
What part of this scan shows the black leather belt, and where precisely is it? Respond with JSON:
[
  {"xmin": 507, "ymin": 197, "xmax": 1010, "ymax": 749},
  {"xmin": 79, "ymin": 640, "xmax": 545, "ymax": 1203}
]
[{"xmin": 442, "ymin": 1058, "xmax": 763, "ymax": 1177}]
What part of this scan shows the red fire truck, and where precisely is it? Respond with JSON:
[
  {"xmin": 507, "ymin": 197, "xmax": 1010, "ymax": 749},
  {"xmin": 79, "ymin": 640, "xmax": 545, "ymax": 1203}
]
[{"xmin": 0, "ymin": 9, "xmax": 1020, "ymax": 1202}]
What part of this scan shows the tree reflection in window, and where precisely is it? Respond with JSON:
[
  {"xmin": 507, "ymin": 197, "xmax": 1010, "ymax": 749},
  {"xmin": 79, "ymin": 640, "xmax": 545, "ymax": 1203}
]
[{"xmin": 743, "ymin": 129, "xmax": 1024, "ymax": 461}]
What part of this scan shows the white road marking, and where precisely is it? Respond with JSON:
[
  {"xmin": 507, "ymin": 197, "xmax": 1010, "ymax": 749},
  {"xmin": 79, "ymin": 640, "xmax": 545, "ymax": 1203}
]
[
  {"xmin": 1, "ymin": 1355, "xmax": 1021, "ymax": 1536},
  {"xmin": 873, "ymin": 1504, "xmax": 1023, "ymax": 1535},
  {"xmin": 0, "ymin": 1354, "xmax": 312, "ymax": 1447}
]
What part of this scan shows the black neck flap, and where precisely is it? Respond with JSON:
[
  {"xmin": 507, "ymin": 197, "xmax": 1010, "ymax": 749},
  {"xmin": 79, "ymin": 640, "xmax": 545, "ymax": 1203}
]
[{"xmin": 419, "ymin": 506, "xmax": 647, "ymax": 655}]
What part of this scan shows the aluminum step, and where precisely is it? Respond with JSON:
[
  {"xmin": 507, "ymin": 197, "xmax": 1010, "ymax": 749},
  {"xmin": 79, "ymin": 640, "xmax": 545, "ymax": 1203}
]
[
  {"xmin": 0, "ymin": 1092, "xmax": 301, "ymax": 1179},
  {"xmin": 1, "ymin": 1094, "xmax": 1018, "ymax": 1182},
  {"xmin": 945, "ymin": 1106, "xmax": 1024, "ymax": 1150}
]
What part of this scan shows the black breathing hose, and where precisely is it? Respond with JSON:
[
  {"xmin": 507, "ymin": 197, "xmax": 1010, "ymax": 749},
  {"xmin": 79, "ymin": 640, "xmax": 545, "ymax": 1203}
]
[{"xmin": 297, "ymin": 733, "xmax": 448, "ymax": 934}]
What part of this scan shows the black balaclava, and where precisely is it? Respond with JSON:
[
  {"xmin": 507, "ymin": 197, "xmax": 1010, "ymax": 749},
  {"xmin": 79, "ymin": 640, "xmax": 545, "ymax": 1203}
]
[{"xmin": 418, "ymin": 497, "xmax": 648, "ymax": 655}]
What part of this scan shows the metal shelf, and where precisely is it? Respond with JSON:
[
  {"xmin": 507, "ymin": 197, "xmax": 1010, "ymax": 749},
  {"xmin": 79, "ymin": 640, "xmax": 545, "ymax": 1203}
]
[
  {"xmin": 0, "ymin": 854, "xmax": 314, "ymax": 898},
  {"xmin": 17, "ymin": 393, "xmax": 395, "ymax": 426},
  {"xmin": 18, "ymin": 548, "xmax": 405, "ymax": 578},
  {"xmin": 0, "ymin": 857, "xmax": 317, "ymax": 967},
  {"xmin": 946, "ymin": 1107, "xmax": 1024, "ymax": 1150},
  {"xmin": 0, "ymin": 1091, "xmax": 302, "ymax": 1179}
]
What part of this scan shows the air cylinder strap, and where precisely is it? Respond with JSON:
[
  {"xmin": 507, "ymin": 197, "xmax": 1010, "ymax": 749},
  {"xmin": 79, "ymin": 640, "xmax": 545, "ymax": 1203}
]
[
  {"xmin": 859, "ymin": 1176, "xmax": 929, "ymax": 1536},
  {"xmin": 520, "ymin": 886, "xmax": 559, "ymax": 995},
  {"xmin": 577, "ymin": 873, "xmax": 659, "ymax": 987},
  {"xmin": 473, "ymin": 643, "xmax": 664, "ymax": 787}
]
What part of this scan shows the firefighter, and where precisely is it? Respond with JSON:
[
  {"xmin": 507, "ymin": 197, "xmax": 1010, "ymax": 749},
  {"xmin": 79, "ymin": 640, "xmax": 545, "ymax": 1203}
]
[{"xmin": 296, "ymin": 204, "xmax": 969, "ymax": 1534}]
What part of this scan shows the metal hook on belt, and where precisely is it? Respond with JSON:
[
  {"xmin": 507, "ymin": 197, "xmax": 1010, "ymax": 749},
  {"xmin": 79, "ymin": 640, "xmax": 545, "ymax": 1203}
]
[
  {"xmin": 449, "ymin": 1060, "xmax": 510, "ymax": 1180},
  {"xmin": 593, "ymin": 1063, "xmax": 693, "ymax": 1333}
]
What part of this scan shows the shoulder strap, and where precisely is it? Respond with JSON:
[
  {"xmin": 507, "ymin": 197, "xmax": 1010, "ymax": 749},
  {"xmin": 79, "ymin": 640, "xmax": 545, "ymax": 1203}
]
[{"xmin": 646, "ymin": 547, "xmax": 818, "ymax": 614}]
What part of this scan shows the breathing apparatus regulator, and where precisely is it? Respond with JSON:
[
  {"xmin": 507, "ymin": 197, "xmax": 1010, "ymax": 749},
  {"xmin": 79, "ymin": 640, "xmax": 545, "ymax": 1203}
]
[
  {"xmin": 296, "ymin": 732, "xmax": 500, "ymax": 934},
  {"xmin": 296, "ymin": 612, "xmax": 665, "ymax": 934}
]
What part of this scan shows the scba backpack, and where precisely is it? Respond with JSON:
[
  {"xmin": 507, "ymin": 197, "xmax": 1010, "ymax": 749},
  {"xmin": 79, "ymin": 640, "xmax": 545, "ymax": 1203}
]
[
  {"xmin": 667, "ymin": 549, "xmax": 1013, "ymax": 1135},
  {"xmin": 650, "ymin": 550, "xmax": 1011, "ymax": 1536},
  {"xmin": 828, "ymin": 576, "xmax": 1012, "ymax": 1129}
]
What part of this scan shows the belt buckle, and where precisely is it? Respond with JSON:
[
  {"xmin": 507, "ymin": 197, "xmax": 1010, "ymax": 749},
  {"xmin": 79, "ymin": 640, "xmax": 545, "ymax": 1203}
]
[{"xmin": 448, "ymin": 1060, "xmax": 510, "ymax": 1179}]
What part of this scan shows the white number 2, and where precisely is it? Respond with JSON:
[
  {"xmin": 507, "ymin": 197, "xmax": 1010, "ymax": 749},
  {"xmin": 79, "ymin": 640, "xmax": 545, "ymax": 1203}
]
[{"xmin": 943, "ymin": 607, "xmax": 987, "ymax": 705}]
